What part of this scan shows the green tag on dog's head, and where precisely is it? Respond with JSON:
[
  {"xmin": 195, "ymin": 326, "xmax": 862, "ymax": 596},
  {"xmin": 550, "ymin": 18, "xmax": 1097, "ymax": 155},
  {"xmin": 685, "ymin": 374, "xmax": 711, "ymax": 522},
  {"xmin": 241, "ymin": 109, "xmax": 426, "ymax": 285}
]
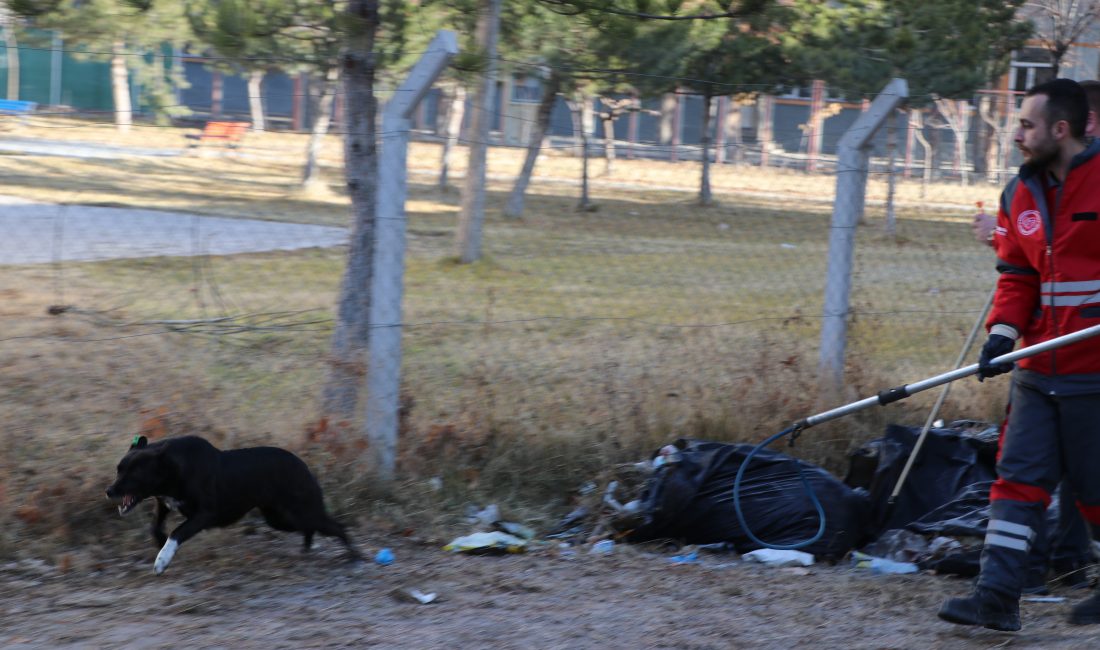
[{"xmin": 130, "ymin": 435, "xmax": 148, "ymax": 449}]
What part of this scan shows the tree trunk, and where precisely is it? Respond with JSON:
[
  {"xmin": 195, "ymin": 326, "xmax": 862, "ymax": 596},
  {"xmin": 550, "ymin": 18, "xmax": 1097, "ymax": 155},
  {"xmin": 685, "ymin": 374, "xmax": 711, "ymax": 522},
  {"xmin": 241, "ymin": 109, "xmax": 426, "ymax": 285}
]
[
  {"xmin": 659, "ymin": 93, "xmax": 676, "ymax": 156},
  {"xmin": 998, "ymin": 96, "xmax": 1017, "ymax": 185},
  {"xmin": 570, "ymin": 95, "xmax": 593, "ymax": 212},
  {"xmin": 807, "ymin": 79, "xmax": 824, "ymax": 173},
  {"xmin": 934, "ymin": 98, "xmax": 971, "ymax": 187},
  {"xmin": 504, "ymin": 71, "xmax": 560, "ymax": 219},
  {"xmin": 911, "ymin": 109, "xmax": 932, "ymax": 199},
  {"xmin": 320, "ymin": 0, "xmax": 380, "ymax": 425},
  {"xmin": 956, "ymin": 106, "xmax": 970, "ymax": 187},
  {"xmin": 248, "ymin": 68, "xmax": 266, "ymax": 133},
  {"xmin": 1052, "ymin": 46, "xmax": 1065, "ymax": 77},
  {"xmin": 602, "ymin": 114, "xmax": 616, "ymax": 176},
  {"xmin": 978, "ymin": 93, "xmax": 1016, "ymax": 185},
  {"xmin": 455, "ymin": 0, "xmax": 501, "ymax": 264},
  {"xmin": 976, "ymin": 97, "xmax": 994, "ymax": 179},
  {"xmin": 438, "ymin": 82, "xmax": 466, "ymax": 189},
  {"xmin": 758, "ymin": 94, "xmax": 773, "ymax": 168},
  {"xmin": 110, "ymin": 41, "xmax": 133, "ymax": 133},
  {"xmin": 728, "ymin": 96, "xmax": 746, "ymax": 165},
  {"xmin": 4, "ymin": 23, "xmax": 18, "ymax": 101},
  {"xmin": 715, "ymin": 96, "xmax": 728, "ymax": 165},
  {"xmin": 302, "ymin": 68, "xmax": 338, "ymax": 191},
  {"xmin": 885, "ymin": 109, "xmax": 898, "ymax": 238},
  {"xmin": 699, "ymin": 91, "xmax": 713, "ymax": 206},
  {"xmin": 570, "ymin": 101, "xmax": 584, "ymax": 157},
  {"xmin": 670, "ymin": 93, "xmax": 681, "ymax": 163}
]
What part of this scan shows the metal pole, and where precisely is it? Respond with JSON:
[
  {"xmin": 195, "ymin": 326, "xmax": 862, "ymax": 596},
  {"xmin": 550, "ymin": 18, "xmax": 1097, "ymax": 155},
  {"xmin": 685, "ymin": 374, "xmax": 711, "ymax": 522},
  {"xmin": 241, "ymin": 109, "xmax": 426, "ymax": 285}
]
[
  {"xmin": 365, "ymin": 30, "xmax": 458, "ymax": 481},
  {"xmin": 795, "ymin": 321, "xmax": 1100, "ymax": 431},
  {"xmin": 818, "ymin": 79, "xmax": 908, "ymax": 388},
  {"xmin": 50, "ymin": 31, "xmax": 63, "ymax": 106}
]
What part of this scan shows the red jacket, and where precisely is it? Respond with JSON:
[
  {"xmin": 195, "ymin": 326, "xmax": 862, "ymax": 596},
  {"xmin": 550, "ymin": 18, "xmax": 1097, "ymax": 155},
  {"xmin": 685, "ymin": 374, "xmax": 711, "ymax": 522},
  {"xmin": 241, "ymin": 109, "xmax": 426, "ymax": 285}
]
[{"xmin": 990, "ymin": 139, "xmax": 1100, "ymax": 379}]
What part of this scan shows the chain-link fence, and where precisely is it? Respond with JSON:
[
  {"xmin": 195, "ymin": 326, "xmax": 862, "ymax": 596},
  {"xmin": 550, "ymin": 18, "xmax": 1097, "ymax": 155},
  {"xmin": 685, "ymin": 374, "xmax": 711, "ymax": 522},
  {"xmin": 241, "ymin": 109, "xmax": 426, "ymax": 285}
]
[{"xmin": 1, "ymin": 55, "xmax": 1019, "ymax": 500}]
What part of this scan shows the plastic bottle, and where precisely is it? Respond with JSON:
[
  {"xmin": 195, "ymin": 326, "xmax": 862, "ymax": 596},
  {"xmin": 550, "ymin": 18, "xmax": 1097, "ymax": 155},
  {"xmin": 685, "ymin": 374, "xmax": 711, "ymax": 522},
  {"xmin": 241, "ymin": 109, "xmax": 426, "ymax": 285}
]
[{"xmin": 869, "ymin": 557, "xmax": 918, "ymax": 574}]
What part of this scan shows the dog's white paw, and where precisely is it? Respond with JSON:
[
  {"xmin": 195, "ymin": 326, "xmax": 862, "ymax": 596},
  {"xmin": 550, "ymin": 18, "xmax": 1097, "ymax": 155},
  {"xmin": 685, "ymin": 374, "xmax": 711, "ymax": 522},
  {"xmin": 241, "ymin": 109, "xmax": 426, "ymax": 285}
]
[{"xmin": 154, "ymin": 538, "xmax": 179, "ymax": 575}]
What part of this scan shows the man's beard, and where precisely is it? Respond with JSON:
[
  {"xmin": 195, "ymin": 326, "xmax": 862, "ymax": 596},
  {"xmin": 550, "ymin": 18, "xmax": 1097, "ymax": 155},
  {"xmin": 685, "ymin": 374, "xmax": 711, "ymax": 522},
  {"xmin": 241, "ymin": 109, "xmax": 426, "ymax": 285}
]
[{"xmin": 1020, "ymin": 136, "xmax": 1058, "ymax": 167}]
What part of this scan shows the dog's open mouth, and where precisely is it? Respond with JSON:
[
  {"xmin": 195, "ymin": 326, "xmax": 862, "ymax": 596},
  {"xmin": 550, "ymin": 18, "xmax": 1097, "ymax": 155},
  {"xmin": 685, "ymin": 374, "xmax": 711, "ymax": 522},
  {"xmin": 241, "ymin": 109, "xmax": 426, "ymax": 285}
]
[{"xmin": 118, "ymin": 495, "xmax": 140, "ymax": 516}]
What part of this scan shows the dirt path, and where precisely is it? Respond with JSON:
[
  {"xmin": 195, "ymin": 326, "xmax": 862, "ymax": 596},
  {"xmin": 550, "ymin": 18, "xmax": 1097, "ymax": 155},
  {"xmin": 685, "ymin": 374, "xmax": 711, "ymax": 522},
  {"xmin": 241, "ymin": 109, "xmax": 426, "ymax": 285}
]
[{"xmin": 2, "ymin": 529, "xmax": 1099, "ymax": 649}]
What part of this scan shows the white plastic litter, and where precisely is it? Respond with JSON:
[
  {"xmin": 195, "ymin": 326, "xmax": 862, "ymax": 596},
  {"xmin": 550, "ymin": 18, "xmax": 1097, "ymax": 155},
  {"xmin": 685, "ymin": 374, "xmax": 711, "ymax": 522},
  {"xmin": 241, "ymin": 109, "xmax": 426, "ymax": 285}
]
[
  {"xmin": 408, "ymin": 589, "xmax": 438, "ymax": 604},
  {"xmin": 590, "ymin": 540, "xmax": 615, "ymax": 555},
  {"xmin": 391, "ymin": 587, "xmax": 439, "ymax": 604},
  {"xmin": 443, "ymin": 531, "xmax": 527, "ymax": 554},
  {"xmin": 742, "ymin": 549, "xmax": 815, "ymax": 567}
]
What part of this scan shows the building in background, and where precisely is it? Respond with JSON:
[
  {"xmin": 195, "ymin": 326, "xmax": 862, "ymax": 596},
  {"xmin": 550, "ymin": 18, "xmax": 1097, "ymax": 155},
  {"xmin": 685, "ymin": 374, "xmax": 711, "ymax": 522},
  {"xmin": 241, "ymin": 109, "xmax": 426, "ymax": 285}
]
[{"xmin": 5, "ymin": 17, "xmax": 1100, "ymax": 181}]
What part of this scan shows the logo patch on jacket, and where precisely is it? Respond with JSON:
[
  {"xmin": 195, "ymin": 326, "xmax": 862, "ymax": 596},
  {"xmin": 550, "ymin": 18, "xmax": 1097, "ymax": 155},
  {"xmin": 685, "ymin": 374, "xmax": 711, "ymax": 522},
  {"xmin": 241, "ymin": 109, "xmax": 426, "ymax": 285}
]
[{"xmin": 1016, "ymin": 210, "xmax": 1042, "ymax": 236}]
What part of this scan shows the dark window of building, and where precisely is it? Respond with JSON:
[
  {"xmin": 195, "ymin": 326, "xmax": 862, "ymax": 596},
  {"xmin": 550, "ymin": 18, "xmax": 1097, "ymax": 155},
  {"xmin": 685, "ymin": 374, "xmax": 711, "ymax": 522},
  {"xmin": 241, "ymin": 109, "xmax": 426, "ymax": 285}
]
[
  {"xmin": 1011, "ymin": 48, "xmax": 1055, "ymax": 93},
  {"xmin": 511, "ymin": 74, "xmax": 542, "ymax": 103}
]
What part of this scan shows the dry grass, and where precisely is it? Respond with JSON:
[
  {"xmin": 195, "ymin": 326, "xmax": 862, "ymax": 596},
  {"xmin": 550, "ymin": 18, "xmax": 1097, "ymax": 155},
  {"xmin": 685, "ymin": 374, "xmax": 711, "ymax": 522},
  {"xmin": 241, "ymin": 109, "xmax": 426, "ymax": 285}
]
[{"xmin": 0, "ymin": 117, "xmax": 1012, "ymax": 559}]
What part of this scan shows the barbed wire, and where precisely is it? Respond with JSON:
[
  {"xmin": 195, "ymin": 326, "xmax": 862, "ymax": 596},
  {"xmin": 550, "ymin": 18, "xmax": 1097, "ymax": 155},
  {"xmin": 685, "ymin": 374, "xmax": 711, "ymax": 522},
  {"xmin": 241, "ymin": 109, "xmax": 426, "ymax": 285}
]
[{"xmin": 0, "ymin": 304, "xmax": 991, "ymax": 347}]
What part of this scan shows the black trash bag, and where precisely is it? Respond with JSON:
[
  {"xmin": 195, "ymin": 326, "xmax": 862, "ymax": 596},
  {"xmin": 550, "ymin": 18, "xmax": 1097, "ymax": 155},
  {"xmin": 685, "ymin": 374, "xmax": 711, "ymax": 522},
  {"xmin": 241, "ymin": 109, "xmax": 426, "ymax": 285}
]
[
  {"xmin": 625, "ymin": 439, "xmax": 873, "ymax": 559},
  {"xmin": 855, "ymin": 423, "xmax": 999, "ymax": 534},
  {"xmin": 903, "ymin": 480, "xmax": 1065, "ymax": 577},
  {"xmin": 906, "ymin": 480, "xmax": 994, "ymax": 538}
]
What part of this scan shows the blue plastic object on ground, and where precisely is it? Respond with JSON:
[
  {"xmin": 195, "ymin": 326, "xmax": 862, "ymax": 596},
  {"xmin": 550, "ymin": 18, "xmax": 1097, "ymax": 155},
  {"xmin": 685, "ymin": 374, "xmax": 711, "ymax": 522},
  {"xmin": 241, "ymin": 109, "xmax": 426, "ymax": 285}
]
[{"xmin": 374, "ymin": 548, "xmax": 395, "ymax": 565}]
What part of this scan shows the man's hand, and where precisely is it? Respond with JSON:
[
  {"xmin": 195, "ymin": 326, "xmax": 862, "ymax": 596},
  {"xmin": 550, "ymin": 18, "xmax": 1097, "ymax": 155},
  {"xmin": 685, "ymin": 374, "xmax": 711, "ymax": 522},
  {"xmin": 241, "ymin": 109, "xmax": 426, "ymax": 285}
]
[
  {"xmin": 978, "ymin": 334, "xmax": 1016, "ymax": 381},
  {"xmin": 972, "ymin": 212, "xmax": 996, "ymax": 247}
]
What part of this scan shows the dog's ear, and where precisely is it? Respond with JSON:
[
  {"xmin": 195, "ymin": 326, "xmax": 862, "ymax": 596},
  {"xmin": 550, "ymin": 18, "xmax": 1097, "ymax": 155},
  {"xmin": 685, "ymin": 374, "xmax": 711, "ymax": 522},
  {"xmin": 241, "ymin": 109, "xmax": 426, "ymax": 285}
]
[{"xmin": 130, "ymin": 435, "xmax": 148, "ymax": 450}]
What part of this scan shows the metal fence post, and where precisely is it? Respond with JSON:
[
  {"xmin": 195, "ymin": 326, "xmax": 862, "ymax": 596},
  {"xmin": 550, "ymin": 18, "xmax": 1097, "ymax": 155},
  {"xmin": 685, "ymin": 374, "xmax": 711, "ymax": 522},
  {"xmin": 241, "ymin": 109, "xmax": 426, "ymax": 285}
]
[
  {"xmin": 365, "ymin": 30, "xmax": 458, "ymax": 481},
  {"xmin": 50, "ymin": 31, "xmax": 63, "ymax": 106},
  {"xmin": 818, "ymin": 78, "xmax": 908, "ymax": 389}
]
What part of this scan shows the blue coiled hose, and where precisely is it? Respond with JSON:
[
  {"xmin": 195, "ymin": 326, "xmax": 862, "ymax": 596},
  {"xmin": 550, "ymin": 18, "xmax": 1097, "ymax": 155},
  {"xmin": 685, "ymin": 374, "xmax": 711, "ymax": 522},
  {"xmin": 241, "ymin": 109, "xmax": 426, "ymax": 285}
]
[{"xmin": 731, "ymin": 425, "xmax": 826, "ymax": 550}]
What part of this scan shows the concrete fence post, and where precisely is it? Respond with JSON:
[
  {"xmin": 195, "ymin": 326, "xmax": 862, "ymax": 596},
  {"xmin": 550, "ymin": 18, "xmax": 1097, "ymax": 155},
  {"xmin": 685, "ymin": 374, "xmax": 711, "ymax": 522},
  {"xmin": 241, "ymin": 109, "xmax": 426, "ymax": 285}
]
[
  {"xmin": 818, "ymin": 78, "xmax": 908, "ymax": 390},
  {"xmin": 364, "ymin": 30, "xmax": 458, "ymax": 481}
]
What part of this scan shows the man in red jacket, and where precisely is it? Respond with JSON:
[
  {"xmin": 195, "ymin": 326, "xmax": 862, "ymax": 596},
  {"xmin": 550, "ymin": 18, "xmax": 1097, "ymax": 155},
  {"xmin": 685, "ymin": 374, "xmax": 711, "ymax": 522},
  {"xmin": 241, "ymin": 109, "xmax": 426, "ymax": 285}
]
[
  {"xmin": 939, "ymin": 78, "xmax": 1100, "ymax": 632},
  {"xmin": 968, "ymin": 79, "xmax": 1100, "ymax": 596}
]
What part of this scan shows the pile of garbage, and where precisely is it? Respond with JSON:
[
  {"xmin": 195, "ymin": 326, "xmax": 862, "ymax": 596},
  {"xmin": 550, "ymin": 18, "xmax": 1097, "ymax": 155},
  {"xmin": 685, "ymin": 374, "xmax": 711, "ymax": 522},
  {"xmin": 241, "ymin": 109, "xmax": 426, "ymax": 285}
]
[
  {"xmin": 438, "ymin": 421, "xmax": 1090, "ymax": 583},
  {"xmin": 540, "ymin": 422, "xmax": 1051, "ymax": 573},
  {"xmin": 544, "ymin": 438, "xmax": 868, "ymax": 560}
]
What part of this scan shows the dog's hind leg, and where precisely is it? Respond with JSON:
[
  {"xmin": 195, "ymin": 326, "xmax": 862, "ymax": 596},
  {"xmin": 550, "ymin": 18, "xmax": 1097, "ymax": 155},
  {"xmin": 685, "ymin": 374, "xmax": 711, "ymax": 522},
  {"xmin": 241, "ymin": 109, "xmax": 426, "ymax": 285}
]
[
  {"xmin": 316, "ymin": 517, "xmax": 360, "ymax": 560},
  {"xmin": 259, "ymin": 507, "xmax": 317, "ymax": 553}
]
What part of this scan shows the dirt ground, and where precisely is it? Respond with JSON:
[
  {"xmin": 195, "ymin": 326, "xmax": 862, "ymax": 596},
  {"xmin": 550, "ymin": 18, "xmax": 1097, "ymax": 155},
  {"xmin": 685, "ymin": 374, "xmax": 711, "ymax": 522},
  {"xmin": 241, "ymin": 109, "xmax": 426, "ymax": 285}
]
[{"xmin": 2, "ymin": 526, "xmax": 1099, "ymax": 650}]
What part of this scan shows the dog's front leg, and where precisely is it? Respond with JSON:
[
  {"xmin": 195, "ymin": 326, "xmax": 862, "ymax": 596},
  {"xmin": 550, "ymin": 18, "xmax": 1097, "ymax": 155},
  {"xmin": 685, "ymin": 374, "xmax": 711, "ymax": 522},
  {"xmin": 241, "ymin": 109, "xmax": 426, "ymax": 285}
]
[
  {"xmin": 155, "ymin": 514, "xmax": 212, "ymax": 575},
  {"xmin": 150, "ymin": 498, "xmax": 170, "ymax": 548}
]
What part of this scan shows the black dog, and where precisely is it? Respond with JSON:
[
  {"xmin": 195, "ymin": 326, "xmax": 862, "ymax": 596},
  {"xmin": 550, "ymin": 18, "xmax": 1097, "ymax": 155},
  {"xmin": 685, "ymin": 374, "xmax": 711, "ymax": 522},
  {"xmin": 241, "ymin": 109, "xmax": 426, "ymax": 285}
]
[{"xmin": 106, "ymin": 435, "xmax": 358, "ymax": 574}]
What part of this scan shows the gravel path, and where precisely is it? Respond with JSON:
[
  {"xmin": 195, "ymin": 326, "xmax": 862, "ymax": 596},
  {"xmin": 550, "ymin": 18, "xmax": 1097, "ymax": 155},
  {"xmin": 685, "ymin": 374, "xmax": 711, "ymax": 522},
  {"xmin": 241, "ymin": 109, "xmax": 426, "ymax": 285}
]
[
  {"xmin": 2, "ymin": 528, "xmax": 1100, "ymax": 649},
  {"xmin": 0, "ymin": 196, "xmax": 346, "ymax": 265}
]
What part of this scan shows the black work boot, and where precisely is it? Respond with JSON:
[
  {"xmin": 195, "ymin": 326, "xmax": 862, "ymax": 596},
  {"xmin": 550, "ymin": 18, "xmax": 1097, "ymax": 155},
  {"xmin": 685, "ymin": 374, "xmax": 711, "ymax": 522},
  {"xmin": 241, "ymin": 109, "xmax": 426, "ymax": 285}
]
[
  {"xmin": 938, "ymin": 587, "xmax": 1021, "ymax": 632},
  {"xmin": 1022, "ymin": 566, "xmax": 1050, "ymax": 595},
  {"xmin": 1069, "ymin": 590, "xmax": 1100, "ymax": 625}
]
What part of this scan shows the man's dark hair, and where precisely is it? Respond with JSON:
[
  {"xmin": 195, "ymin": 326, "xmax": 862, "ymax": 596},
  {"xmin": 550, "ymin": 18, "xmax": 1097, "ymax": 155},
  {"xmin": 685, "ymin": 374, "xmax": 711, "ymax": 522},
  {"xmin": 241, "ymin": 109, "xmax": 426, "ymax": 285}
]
[{"xmin": 1027, "ymin": 78, "xmax": 1088, "ymax": 138}]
